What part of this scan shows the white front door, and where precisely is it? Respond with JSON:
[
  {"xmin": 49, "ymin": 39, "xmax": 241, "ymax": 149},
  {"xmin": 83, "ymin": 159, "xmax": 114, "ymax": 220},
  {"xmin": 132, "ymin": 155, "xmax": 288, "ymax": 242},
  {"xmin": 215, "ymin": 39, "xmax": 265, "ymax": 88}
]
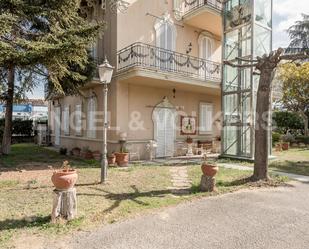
[
  {"xmin": 54, "ymin": 107, "xmax": 61, "ymax": 146},
  {"xmin": 155, "ymin": 108, "xmax": 175, "ymax": 158}
]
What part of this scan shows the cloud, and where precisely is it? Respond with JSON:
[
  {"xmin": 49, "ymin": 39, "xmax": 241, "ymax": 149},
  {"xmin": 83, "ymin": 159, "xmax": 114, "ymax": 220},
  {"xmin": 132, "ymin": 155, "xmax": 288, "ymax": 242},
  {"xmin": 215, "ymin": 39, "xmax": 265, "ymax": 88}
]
[{"xmin": 273, "ymin": 0, "xmax": 309, "ymax": 48}]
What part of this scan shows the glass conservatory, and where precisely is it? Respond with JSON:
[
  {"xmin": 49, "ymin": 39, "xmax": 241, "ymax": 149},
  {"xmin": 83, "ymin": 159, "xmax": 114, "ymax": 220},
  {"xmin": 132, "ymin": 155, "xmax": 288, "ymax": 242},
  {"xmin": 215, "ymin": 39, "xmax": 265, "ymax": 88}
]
[{"xmin": 221, "ymin": 0, "xmax": 272, "ymax": 159}]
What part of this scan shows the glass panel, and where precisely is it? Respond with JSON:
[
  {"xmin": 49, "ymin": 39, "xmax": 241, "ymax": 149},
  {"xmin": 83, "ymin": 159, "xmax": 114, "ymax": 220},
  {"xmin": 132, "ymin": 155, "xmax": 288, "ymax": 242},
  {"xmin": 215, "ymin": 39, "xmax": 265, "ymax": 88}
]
[
  {"xmin": 255, "ymin": 0, "xmax": 271, "ymax": 28},
  {"xmin": 223, "ymin": 126, "xmax": 238, "ymax": 155},
  {"xmin": 254, "ymin": 24, "xmax": 271, "ymax": 57},
  {"xmin": 225, "ymin": 0, "xmax": 252, "ymax": 30}
]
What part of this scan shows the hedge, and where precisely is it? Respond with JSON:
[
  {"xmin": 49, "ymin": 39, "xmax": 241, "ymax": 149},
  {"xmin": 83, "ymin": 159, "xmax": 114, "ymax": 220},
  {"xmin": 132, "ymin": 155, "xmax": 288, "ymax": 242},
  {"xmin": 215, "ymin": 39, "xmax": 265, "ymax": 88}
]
[
  {"xmin": 295, "ymin": 136, "xmax": 309, "ymax": 145},
  {"xmin": 0, "ymin": 119, "xmax": 33, "ymax": 139},
  {"xmin": 273, "ymin": 111, "xmax": 304, "ymax": 134}
]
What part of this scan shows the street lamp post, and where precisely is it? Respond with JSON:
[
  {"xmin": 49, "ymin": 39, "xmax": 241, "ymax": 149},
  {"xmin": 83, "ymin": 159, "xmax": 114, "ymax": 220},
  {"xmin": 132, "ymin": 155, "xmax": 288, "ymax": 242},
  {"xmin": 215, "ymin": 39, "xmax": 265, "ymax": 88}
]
[{"xmin": 98, "ymin": 57, "xmax": 114, "ymax": 183}]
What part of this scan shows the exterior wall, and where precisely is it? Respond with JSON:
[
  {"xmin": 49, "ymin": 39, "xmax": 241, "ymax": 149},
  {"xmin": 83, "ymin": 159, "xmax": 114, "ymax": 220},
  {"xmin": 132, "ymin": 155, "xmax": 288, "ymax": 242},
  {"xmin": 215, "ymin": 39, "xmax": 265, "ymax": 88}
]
[
  {"xmin": 112, "ymin": 81, "xmax": 221, "ymax": 159},
  {"xmin": 48, "ymin": 0, "xmax": 223, "ymax": 159},
  {"xmin": 117, "ymin": 0, "xmax": 222, "ymax": 62}
]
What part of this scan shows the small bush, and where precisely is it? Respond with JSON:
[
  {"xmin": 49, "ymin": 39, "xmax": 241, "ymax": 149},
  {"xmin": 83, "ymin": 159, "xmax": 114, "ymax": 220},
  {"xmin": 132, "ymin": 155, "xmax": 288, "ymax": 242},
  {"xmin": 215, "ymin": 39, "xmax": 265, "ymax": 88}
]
[
  {"xmin": 281, "ymin": 133, "xmax": 295, "ymax": 143},
  {"xmin": 0, "ymin": 119, "xmax": 33, "ymax": 139},
  {"xmin": 295, "ymin": 136, "xmax": 309, "ymax": 145},
  {"xmin": 273, "ymin": 111, "xmax": 304, "ymax": 134},
  {"xmin": 272, "ymin": 132, "xmax": 282, "ymax": 145}
]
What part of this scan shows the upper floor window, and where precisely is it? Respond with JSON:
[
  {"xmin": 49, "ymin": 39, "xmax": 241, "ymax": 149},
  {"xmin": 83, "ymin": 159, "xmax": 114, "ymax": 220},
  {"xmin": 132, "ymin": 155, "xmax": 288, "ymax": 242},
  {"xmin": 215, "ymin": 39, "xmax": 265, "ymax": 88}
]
[
  {"xmin": 155, "ymin": 14, "xmax": 177, "ymax": 51},
  {"xmin": 199, "ymin": 35, "xmax": 214, "ymax": 61}
]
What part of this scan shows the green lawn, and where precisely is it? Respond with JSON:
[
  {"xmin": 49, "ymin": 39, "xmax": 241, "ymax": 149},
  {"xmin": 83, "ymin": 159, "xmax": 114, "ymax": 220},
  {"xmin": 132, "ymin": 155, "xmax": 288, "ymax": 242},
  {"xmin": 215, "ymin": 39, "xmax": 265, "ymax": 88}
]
[
  {"xmin": 218, "ymin": 148, "xmax": 309, "ymax": 176},
  {"xmin": 0, "ymin": 143, "xmax": 97, "ymax": 168},
  {"xmin": 0, "ymin": 144, "xmax": 288, "ymax": 248},
  {"xmin": 270, "ymin": 148, "xmax": 309, "ymax": 176}
]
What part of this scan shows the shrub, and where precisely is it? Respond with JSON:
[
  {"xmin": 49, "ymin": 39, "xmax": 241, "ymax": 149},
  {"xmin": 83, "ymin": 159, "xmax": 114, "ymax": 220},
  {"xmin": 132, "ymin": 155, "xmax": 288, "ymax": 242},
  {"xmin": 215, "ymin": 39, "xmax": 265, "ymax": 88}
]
[
  {"xmin": 295, "ymin": 136, "xmax": 309, "ymax": 145},
  {"xmin": 0, "ymin": 119, "xmax": 33, "ymax": 139},
  {"xmin": 273, "ymin": 111, "xmax": 304, "ymax": 134},
  {"xmin": 272, "ymin": 132, "xmax": 282, "ymax": 145},
  {"xmin": 281, "ymin": 133, "xmax": 295, "ymax": 143}
]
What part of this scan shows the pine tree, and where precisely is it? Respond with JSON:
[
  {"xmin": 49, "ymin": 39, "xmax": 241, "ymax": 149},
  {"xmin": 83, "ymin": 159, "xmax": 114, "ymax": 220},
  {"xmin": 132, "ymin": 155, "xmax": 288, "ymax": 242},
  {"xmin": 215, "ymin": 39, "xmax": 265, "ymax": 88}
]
[{"xmin": 0, "ymin": 0, "xmax": 103, "ymax": 154}]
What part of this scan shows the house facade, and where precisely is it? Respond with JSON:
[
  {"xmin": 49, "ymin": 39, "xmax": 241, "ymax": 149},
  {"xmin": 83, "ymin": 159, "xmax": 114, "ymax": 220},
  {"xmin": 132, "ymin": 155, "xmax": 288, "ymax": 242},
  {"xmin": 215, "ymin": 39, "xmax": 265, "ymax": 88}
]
[{"xmin": 48, "ymin": 0, "xmax": 224, "ymax": 159}]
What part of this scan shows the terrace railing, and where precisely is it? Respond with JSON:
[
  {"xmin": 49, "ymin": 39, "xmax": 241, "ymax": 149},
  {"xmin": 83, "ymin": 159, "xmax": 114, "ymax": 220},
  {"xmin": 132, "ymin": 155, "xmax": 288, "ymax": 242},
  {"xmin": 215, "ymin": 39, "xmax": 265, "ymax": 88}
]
[
  {"xmin": 117, "ymin": 43, "xmax": 221, "ymax": 83},
  {"xmin": 183, "ymin": 0, "xmax": 223, "ymax": 16}
]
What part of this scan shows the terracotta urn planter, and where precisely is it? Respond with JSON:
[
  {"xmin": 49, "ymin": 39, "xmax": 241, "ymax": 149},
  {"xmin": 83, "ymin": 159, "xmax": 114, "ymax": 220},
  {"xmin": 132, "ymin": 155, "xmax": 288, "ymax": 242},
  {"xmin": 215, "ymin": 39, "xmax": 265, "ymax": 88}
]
[
  {"xmin": 108, "ymin": 154, "xmax": 116, "ymax": 165},
  {"xmin": 186, "ymin": 137, "xmax": 193, "ymax": 144},
  {"xmin": 81, "ymin": 151, "xmax": 93, "ymax": 160},
  {"xmin": 115, "ymin": 152, "xmax": 129, "ymax": 167},
  {"xmin": 51, "ymin": 169, "xmax": 78, "ymax": 190},
  {"xmin": 201, "ymin": 162, "xmax": 219, "ymax": 177},
  {"xmin": 282, "ymin": 142, "xmax": 289, "ymax": 151},
  {"xmin": 72, "ymin": 148, "xmax": 81, "ymax": 157},
  {"xmin": 92, "ymin": 151, "xmax": 101, "ymax": 161}
]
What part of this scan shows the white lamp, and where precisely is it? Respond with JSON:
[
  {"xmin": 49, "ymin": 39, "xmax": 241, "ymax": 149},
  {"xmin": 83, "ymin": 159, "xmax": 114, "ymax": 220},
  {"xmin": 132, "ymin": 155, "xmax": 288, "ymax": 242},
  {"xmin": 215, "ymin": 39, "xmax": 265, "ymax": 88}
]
[{"xmin": 98, "ymin": 57, "xmax": 114, "ymax": 84}]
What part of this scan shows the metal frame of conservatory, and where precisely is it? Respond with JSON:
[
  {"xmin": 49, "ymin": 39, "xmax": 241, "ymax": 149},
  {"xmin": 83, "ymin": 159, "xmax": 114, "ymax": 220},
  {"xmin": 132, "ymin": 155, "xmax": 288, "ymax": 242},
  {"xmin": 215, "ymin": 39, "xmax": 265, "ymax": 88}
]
[{"xmin": 221, "ymin": 0, "xmax": 272, "ymax": 160}]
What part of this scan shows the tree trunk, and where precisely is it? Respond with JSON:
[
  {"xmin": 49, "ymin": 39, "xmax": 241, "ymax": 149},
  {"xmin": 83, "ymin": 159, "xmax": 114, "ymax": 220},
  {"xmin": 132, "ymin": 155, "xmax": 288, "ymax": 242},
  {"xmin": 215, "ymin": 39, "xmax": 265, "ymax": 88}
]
[
  {"xmin": 1, "ymin": 66, "xmax": 15, "ymax": 155},
  {"xmin": 300, "ymin": 112, "xmax": 309, "ymax": 136},
  {"xmin": 253, "ymin": 68, "xmax": 274, "ymax": 181}
]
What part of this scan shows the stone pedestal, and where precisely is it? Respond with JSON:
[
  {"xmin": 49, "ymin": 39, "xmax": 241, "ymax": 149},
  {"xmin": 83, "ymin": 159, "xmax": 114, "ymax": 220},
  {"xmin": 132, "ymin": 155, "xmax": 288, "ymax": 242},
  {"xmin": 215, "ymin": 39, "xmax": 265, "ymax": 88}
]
[
  {"xmin": 51, "ymin": 188, "xmax": 77, "ymax": 222},
  {"xmin": 186, "ymin": 143, "xmax": 194, "ymax": 156},
  {"xmin": 200, "ymin": 175, "xmax": 216, "ymax": 192}
]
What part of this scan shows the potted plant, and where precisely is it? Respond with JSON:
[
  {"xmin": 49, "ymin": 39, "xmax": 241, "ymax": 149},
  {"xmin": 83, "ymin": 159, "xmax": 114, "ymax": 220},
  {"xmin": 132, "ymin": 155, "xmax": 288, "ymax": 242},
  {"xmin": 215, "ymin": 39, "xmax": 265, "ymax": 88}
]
[
  {"xmin": 81, "ymin": 146, "xmax": 93, "ymax": 159},
  {"xmin": 108, "ymin": 152, "xmax": 116, "ymax": 165},
  {"xmin": 59, "ymin": 147, "xmax": 67, "ymax": 155},
  {"xmin": 281, "ymin": 133, "xmax": 294, "ymax": 151},
  {"xmin": 115, "ymin": 140, "xmax": 129, "ymax": 167},
  {"xmin": 71, "ymin": 147, "xmax": 81, "ymax": 157},
  {"xmin": 186, "ymin": 136, "xmax": 193, "ymax": 144},
  {"xmin": 92, "ymin": 151, "xmax": 101, "ymax": 161},
  {"xmin": 201, "ymin": 155, "xmax": 219, "ymax": 177},
  {"xmin": 51, "ymin": 160, "xmax": 78, "ymax": 190}
]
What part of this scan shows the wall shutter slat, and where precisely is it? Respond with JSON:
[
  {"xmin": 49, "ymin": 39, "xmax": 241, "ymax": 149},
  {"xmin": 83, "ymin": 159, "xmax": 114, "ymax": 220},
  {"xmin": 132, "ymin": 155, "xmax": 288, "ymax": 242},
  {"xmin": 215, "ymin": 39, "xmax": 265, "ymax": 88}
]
[
  {"xmin": 75, "ymin": 104, "xmax": 82, "ymax": 136},
  {"xmin": 199, "ymin": 103, "xmax": 213, "ymax": 133}
]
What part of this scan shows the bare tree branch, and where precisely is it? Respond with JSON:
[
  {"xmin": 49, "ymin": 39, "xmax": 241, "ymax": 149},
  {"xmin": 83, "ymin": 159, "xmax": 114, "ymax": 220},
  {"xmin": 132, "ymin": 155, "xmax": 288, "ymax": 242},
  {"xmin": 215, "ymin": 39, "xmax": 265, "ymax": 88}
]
[{"xmin": 224, "ymin": 60, "xmax": 258, "ymax": 68}]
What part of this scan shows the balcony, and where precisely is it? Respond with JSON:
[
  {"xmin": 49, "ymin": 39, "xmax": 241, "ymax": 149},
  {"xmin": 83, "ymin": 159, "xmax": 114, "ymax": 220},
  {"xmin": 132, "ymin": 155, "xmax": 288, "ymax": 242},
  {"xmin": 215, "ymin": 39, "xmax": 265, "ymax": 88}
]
[
  {"xmin": 116, "ymin": 43, "xmax": 221, "ymax": 91},
  {"xmin": 182, "ymin": 0, "xmax": 223, "ymax": 37}
]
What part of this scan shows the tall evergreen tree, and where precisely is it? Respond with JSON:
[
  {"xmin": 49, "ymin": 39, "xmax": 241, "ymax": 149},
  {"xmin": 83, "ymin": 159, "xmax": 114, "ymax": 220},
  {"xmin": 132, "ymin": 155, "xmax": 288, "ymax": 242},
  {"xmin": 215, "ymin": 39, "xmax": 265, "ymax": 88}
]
[
  {"xmin": 0, "ymin": 0, "xmax": 103, "ymax": 154},
  {"xmin": 288, "ymin": 14, "xmax": 309, "ymax": 52}
]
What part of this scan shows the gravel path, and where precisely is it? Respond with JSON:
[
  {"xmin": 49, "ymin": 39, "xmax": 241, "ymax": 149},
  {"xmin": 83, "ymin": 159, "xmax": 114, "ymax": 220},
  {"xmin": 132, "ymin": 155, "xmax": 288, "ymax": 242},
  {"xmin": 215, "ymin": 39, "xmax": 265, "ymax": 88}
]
[{"xmin": 43, "ymin": 181, "xmax": 309, "ymax": 249}]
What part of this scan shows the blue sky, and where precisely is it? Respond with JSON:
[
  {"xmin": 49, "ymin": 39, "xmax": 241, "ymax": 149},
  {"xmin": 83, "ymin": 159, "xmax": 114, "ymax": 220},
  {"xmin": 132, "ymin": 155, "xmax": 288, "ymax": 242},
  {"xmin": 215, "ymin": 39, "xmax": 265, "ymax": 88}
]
[{"xmin": 29, "ymin": 0, "xmax": 309, "ymax": 99}]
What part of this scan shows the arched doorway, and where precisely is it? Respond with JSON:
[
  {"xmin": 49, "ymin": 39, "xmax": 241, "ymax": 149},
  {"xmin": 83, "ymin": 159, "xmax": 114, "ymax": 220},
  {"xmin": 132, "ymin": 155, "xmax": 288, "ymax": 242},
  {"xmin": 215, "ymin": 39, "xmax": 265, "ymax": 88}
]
[{"xmin": 152, "ymin": 97, "xmax": 176, "ymax": 158}]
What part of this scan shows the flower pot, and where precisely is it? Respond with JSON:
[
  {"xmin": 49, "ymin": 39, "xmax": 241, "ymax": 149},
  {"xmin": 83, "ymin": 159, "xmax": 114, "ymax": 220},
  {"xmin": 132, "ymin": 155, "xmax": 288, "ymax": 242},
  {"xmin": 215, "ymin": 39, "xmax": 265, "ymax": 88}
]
[
  {"xmin": 115, "ymin": 152, "xmax": 129, "ymax": 167},
  {"xmin": 186, "ymin": 137, "xmax": 193, "ymax": 144},
  {"xmin": 72, "ymin": 148, "xmax": 81, "ymax": 157},
  {"xmin": 282, "ymin": 142, "xmax": 289, "ymax": 151},
  {"xmin": 201, "ymin": 163, "xmax": 219, "ymax": 177},
  {"xmin": 51, "ymin": 169, "xmax": 78, "ymax": 190},
  {"xmin": 81, "ymin": 151, "xmax": 93, "ymax": 160},
  {"xmin": 108, "ymin": 155, "xmax": 116, "ymax": 165},
  {"xmin": 92, "ymin": 151, "xmax": 101, "ymax": 161}
]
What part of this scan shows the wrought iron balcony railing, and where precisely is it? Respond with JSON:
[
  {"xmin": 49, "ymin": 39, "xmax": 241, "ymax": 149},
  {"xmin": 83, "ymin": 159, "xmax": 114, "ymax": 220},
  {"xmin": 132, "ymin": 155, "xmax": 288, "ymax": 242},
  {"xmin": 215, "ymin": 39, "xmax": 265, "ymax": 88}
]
[
  {"xmin": 117, "ymin": 43, "xmax": 221, "ymax": 83},
  {"xmin": 183, "ymin": 0, "xmax": 223, "ymax": 16}
]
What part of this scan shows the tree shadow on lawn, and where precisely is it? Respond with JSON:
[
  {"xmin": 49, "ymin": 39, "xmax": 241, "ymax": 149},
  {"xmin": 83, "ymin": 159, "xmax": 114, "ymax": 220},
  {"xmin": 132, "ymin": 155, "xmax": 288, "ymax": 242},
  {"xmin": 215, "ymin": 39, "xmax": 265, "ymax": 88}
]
[
  {"xmin": 78, "ymin": 185, "xmax": 191, "ymax": 214},
  {"xmin": 0, "ymin": 215, "xmax": 51, "ymax": 232}
]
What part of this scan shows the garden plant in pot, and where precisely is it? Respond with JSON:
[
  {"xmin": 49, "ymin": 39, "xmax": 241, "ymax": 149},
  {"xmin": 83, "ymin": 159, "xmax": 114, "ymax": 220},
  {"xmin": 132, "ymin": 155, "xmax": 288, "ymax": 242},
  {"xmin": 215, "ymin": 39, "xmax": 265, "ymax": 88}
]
[
  {"xmin": 92, "ymin": 151, "xmax": 101, "ymax": 161},
  {"xmin": 71, "ymin": 147, "xmax": 81, "ymax": 157},
  {"xmin": 51, "ymin": 161, "xmax": 78, "ymax": 190},
  {"xmin": 81, "ymin": 146, "xmax": 93, "ymax": 159},
  {"xmin": 108, "ymin": 152, "xmax": 116, "ymax": 165},
  {"xmin": 115, "ymin": 140, "xmax": 129, "ymax": 167}
]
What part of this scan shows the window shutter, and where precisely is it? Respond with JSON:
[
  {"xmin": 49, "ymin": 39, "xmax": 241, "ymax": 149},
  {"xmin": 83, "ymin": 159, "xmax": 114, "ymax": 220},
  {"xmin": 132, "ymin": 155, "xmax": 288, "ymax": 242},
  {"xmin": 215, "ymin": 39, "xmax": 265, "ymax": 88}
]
[
  {"xmin": 87, "ymin": 98, "xmax": 96, "ymax": 139},
  {"xmin": 63, "ymin": 106, "xmax": 70, "ymax": 135},
  {"xmin": 199, "ymin": 103, "xmax": 213, "ymax": 133},
  {"xmin": 75, "ymin": 104, "xmax": 82, "ymax": 136}
]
